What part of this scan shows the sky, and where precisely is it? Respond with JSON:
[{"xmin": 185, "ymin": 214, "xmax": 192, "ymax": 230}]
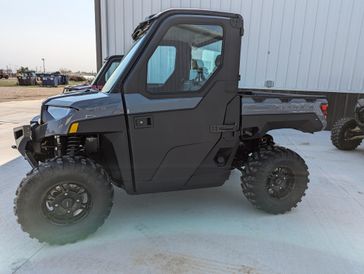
[{"xmin": 0, "ymin": 0, "xmax": 96, "ymax": 73}]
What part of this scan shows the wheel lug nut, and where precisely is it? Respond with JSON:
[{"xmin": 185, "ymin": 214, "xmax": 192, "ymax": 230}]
[
  {"xmin": 64, "ymin": 193, "xmax": 68, "ymax": 196},
  {"xmin": 76, "ymin": 199, "xmax": 80, "ymax": 203},
  {"xmin": 67, "ymin": 210, "xmax": 71, "ymax": 214},
  {"xmin": 55, "ymin": 204, "xmax": 59, "ymax": 207}
]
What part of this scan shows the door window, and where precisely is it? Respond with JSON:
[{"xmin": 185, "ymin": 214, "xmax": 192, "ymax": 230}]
[
  {"xmin": 146, "ymin": 24, "xmax": 223, "ymax": 94},
  {"xmin": 147, "ymin": 46, "xmax": 176, "ymax": 85}
]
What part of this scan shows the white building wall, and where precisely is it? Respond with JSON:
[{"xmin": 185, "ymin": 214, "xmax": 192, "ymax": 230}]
[{"xmin": 98, "ymin": 0, "xmax": 364, "ymax": 93}]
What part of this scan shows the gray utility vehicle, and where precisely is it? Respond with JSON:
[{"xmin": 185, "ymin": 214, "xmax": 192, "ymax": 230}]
[
  {"xmin": 63, "ymin": 55, "xmax": 123, "ymax": 93},
  {"xmin": 331, "ymin": 99, "xmax": 364, "ymax": 150},
  {"xmin": 13, "ymin": 9, "xmax": 328, "ymax": 244}
]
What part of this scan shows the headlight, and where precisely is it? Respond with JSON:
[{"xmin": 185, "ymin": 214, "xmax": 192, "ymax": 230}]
[{"xmin": 44, "ymin": 106, "xmax": 72, "ymax": 121}]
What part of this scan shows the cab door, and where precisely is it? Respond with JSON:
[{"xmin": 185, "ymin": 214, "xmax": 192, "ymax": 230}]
[{"xmin": 123, "ymin": 15, "xmax": 242, "ymax": 193}]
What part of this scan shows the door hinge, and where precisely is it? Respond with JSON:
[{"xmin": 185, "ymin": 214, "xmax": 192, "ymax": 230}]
[{"xmin": 210, "ymin": 123, "xmax": 238, "ymax": 133}]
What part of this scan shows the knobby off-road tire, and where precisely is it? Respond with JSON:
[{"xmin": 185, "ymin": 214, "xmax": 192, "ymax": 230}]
[
  {"xmin": 14, "ymin": 156, "xmax": 114, "ymax": 245},
  {"xmin": 331, "ymin": 118, "xmax": 362, "ymax": 151},
  {"xmin": 241, "ymin": 146, "xmax": 309, "ymax": 214}
]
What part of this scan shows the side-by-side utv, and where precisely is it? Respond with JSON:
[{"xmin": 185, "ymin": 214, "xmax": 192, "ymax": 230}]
[
  {"xmin": 13, "ymin": 9, "xmax": 328, "ymax": 245},
  {"xmin": 63, "ymin": 55, "xmax": 123, "ymax": 93},
  {"xmin": 331, "ymin": 99, "xmax": 364, "ymax": 150}
]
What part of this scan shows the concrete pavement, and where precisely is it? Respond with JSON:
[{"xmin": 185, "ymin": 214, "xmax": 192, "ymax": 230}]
[
  {"xmin": 0, "ymin": 100, "xmax": 41, "ymax": 165},
  {"xmin": 0, "ymin": 101, "xmax": 364, "ymax": 273}
]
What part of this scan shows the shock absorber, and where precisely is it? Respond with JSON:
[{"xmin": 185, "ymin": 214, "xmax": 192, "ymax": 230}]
[{"xmin": 66, "ymin": 136, "xmax": 82, "ymax": 156}]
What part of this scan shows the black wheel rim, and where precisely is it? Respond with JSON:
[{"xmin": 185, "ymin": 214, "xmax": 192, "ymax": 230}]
[
  {"xmin": 266, "ymin": 167, "xmax": 295, "ymax": 199},
  {"xmin": 344, "ymin": 128, "xmax": 355, "ymax": 140},
  {"xmin": 42, "ymin": 182, "xmax": 91, "ymax": 225}
]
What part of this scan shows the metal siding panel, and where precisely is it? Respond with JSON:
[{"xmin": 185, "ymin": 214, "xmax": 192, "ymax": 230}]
[
  {"xmin": 161, "ymin": 0, "xmax": 171, "ymax": 9},
  {"xmin": 133, "ymin": 0, "xmax": 143, "ymax": 28},
  {"xmin": 254, "ymin": 0, "xmax": 274, "ymax": 88},
  {"xmin": 113, "ymin": 0, "xmax": 123, "ymax": 55},
  {"xmin": 240, "ymin": 0, "xmax": 253, "ymax": 88},
  {"xmin": 180, "ymin": 0, "xmax": 191, "ymax": 9},
  {"xmin": 190, "ymin": 0, "xmax": 200, "ymax": 9},
  {"xmin": 244, "ymin": 0, "xmax": 264, "ymax": 87},
  {"xmin": 343, "ymin": 0, "xmax": 364, "ymax": 91},
  {"xmin": 318, "ymin": 0, "xmax": 342, "ymax": 91},
  {"xmin": 107, "ymin": 0, "xmax": 116, "ymax": 56},
  {"xmin": 230, "ymin": 0, "xmax": 242, "ymax": 14},
  {"xmin": 142, "ymin": 0, "xmax": 153, "ymax": 18},
  {"xmin": 296, "ymin": 0, "xmax": 322, "ymax": 89},
  {"xmin": 199, "ymin": 0, "xmax": 211, "ymax": 9},
  {"xmin": 328, "ymin": 0, "xmax": 355, "ymax": 91},
  {"xmin": 275, "ymin": 0, "xmax": 296, "ymax": 89},
  {"xmin": 305, "ymin": 0, "xmax": 329, "ymax": 90},
  {"xmin": 152, "ymin": 0, "xmax": 161, "ymax": 13},
  {"xmin": 264, "ymin": 0, "xmax": 285, "ymax": 89},
  {"xmin": 285, "ymin": 0, "xmax": 307, "ymax": 89},
  {"xmin": 123, "ymin": 0, "xmax": 134, "ymax": 52},
  {"xmin": 209, "ymin": 0, "xmax": 220, "ymax": 10},
  {"xmin": 98, "ymin": 0, "xmax": 364, "ymax": 93},
  {"xmin": 350, "ymin": 0, "xmax": 364, "ymax": 92}
]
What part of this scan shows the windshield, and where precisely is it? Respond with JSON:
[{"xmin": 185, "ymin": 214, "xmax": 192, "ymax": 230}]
[{"xmin": 102, "ymin": 35, "xmax": 147, "ymax": 93}]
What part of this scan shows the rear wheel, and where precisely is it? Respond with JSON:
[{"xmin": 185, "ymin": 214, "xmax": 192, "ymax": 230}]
[
  {"xmin": 331, "ymin": 118, "xmax": 362, "ymax": 150},
  {"xmin": 14, "ymin": 156, "xmax": 114, "ymax": 245},
  {"xmin": 241, "ymin": 146, "xmax": 309, "ymax": 214}
]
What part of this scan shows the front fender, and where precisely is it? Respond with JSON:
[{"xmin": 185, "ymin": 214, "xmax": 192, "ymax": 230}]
[{"xmin": 13, "ymin": 125, "xmax": 38, "ymax": 168}]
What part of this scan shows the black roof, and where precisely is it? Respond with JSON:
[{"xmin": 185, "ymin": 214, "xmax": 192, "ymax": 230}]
[
  {"xmin": 132, "ymin": 8, "xmax": 243, "ymax": 40},
  {"xmin": 147, "ymin": 8, "xmax": 242, "ymax": 21}
]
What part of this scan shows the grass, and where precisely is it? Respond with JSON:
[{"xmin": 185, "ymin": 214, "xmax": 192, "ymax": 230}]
[{"xmin": 0, "ymin": 78, "xmax": 18, "ymax": 87}]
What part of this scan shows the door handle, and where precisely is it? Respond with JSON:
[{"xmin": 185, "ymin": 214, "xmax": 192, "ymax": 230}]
[
  {"xmin": 210, "ymin": 123, "xmax": 238, "ymax": 133},
  {"xmin": 134, "ymin": 116, "xmax": 153, "ymax": 129}
]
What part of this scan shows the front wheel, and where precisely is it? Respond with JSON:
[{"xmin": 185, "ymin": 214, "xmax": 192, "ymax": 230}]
[
  {"xmin": 241, "ymin": 146, "xmax": 309, "ymax": 214},
  {"xmin": 14, "ymin": 156, "xmax": 114, "ymax": 245}
]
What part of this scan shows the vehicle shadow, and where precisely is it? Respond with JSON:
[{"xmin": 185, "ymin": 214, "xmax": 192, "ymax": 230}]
[{"xmin": 96, "ymin": 170, "xmax": 269, "ymax": 242}]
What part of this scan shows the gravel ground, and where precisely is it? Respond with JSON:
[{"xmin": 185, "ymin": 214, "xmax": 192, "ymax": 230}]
[{"xmin": 0, "ymin": 86, "xmax": 64, "ymax": 102}]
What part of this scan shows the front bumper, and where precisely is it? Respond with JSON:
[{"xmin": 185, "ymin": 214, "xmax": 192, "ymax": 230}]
[{"xmin": 13, "ymin": 124, "xmax": 38, "ymax": 168}]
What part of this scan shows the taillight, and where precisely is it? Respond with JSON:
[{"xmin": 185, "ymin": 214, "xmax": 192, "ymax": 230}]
[{"xmin": 320, "ymin": 103, "xmax": 328, "ymax": 119}]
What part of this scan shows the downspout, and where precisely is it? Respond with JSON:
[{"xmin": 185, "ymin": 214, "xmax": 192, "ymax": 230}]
[{"xmin": 94, "ymin": 0, "xmax": 102, "ymax": 70}]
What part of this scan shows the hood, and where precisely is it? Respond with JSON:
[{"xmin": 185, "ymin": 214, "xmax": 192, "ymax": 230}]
[
  {"xmin": 65, "ymin": 84, "xmax": 92, "ymax": 91},
  {"xmin": 43, "ymin": 91, "xmax": 121, "ymax": 110}
]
